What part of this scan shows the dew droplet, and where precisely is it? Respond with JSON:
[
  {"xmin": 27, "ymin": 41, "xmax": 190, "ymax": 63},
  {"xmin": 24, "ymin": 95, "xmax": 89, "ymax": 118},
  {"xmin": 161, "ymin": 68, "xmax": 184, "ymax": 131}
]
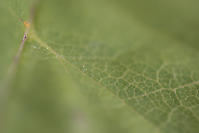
[
  {"xmin": 32, "ymin": 45, "xmax": 37, "ymax": 49},
  {"xmin": 82, "ymin": 65, "xmax": 87, "ymax": 72}
]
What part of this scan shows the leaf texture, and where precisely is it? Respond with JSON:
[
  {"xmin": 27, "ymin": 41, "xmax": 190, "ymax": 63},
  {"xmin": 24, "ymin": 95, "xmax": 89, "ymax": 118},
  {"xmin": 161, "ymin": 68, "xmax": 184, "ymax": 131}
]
[{"xmin": 0, "ymin": 0, "xmax": 199, "ymax": 133}]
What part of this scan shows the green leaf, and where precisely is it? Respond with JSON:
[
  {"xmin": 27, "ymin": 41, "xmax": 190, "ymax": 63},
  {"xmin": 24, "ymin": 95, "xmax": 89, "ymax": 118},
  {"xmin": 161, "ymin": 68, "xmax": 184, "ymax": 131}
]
[{"xmin": 1, "ymin": 0, "xmax": 199, "ymax": 133}]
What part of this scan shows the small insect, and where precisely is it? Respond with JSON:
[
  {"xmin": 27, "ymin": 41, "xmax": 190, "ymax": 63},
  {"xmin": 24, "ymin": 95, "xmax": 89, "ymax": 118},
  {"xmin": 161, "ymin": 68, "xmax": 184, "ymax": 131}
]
[
  {"xmin": 23, "ymin": 21, "xmax": 30, "ymax": 28},
  {"xmin": 22, "ymin": 34, "xmax": 28, "ymax": 41}
]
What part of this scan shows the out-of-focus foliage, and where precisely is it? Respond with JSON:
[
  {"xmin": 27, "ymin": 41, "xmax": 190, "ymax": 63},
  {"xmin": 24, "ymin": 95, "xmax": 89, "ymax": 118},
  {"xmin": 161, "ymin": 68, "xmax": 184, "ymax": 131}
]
[{"xmin": 0, "ymin": 0, "xmax": 199, "ymax": 133}]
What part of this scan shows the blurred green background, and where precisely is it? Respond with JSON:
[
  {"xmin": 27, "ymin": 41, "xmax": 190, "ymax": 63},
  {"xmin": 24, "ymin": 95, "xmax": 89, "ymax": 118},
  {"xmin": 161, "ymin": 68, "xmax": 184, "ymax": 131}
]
[{"xmin": 0, "ymin": 0, "xmax": 199, "ymax": 133}]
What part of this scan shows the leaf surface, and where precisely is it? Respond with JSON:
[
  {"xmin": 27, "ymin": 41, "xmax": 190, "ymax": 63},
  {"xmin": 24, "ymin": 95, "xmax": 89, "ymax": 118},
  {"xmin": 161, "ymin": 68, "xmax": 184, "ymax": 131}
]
[{"xmin": 1, "ymin": 0, "xmax": 199, "ymax": 133}]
